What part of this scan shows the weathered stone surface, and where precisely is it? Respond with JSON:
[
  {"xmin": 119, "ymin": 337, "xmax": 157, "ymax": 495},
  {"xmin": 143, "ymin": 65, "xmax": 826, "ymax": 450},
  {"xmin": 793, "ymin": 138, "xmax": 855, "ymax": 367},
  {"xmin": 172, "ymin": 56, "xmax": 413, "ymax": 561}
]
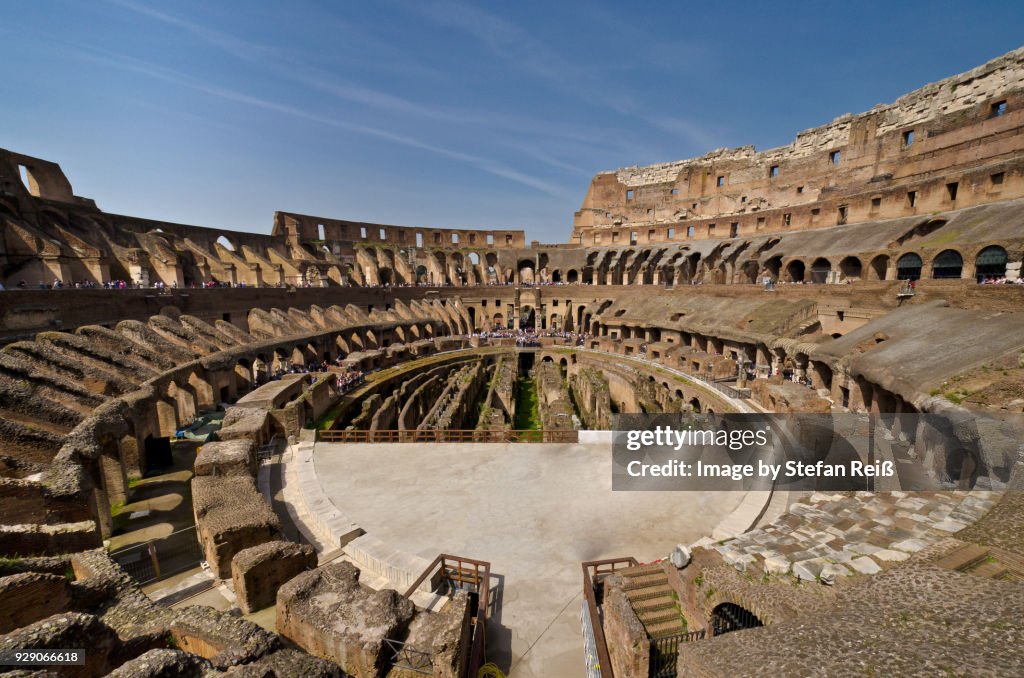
[
  {"xmin": 670, "ymin": 544, "xmax": 692, "ymax": 569},
  {"xmin": 69, "ymin": 549, "xmax": 174, "ymax": 648},
  {"xmin": 193, "ymin": 440, "xmax": 257, "ymax": 478},
  {"xmin": 229, "ymin": 649, "xmax": 346, "ymax": 677},
  {"xmin": 0, "ymin": 572, "xmax": 72, "ymax": 633},
  {"xmin": 192, "ymin": 475, "xmax": 281, "ymax": 579},
  {"xmin": 276, "ymin": 561, "xmax": 414, "ymax": 678},
  {"xmin": 170, "ymin": 605, "xmax": 281, "ymax": 670},
  {"xmin": 231, "ymin": 540, "xmax": 316, "ymax": 614},
  {"xmin": 679, "ymin": 565, "xmax": 1024, "ymax": 677},
  {"xmin": 105, "ymin": 648, "xmax": 213, "ymax": 677},
  {"xmin": 0, "ymin": 612, "xmax": 117, "ymax": 678},
  {"xmin": 849, "ymin": 556, "xmax": 882, "ymax": 575}
]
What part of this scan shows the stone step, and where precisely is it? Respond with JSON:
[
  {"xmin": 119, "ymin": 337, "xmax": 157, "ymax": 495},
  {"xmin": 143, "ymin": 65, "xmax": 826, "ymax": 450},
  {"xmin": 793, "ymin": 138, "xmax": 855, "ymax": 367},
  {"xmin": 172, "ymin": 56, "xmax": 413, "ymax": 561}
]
[
  {"xmin": 622, "ymin": 574, "xmax": 668, "ymax": 591},
  {"xmin": 645, "ymin": 618, "xmax": 687, "ymax": 639},
  {"xmin": 990, "ymin": 548, "xmax": 1024, "ymax": 581},
  {"xmin": 620, "ymin": 563, "xmax": 664, "ymax": 578},
  {"xmin": 638, "ymin": 608, "xmax": 682, "ymax": 626},
  {"xmin": 934, "ymin": 543, "xmax": 990, "ymax": 572},
  {"xmin": 632, "ymin": 595, "xmax": 676, "ymax": 614},
  {"xmin": 626, "ymin": 584, "xmax": 674, "ymax": 602},
  {"xmin": 969, "ymin": 560, "xmax": 1009, "ymax": 580}
]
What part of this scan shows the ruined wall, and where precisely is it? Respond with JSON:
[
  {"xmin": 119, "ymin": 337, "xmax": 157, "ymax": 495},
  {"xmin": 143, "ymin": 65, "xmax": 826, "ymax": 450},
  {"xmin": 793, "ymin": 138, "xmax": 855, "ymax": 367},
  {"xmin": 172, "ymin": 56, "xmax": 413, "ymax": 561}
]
[{"xmin": 573, "ymin": 47, "xmax": 1024, "ymax": 245}]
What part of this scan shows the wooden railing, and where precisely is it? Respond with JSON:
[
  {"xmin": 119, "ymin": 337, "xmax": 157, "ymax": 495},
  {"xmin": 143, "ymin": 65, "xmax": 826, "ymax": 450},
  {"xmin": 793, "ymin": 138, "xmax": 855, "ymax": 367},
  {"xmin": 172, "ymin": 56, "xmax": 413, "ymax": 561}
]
[
  {"xmin": 405, "ymin": 553, "xmax": 492, "ymax": 678},
  {"xmin": 582, "ymin": 557, "xmax": 640, "ymax": 678},
  {"xmin": 318, "ymin": 428, "xmax": 578, "ymax": 443}
]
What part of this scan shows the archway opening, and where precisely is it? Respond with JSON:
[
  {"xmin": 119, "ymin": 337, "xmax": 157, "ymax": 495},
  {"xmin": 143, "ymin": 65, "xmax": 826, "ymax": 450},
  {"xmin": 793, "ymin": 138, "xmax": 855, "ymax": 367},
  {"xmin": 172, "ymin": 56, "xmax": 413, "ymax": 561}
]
[
  {"xmin": 869, "ymin": 254, "xmax": 889, "ymax": 281},
  {"xmin": 896, "ymin": 253, "xmax": 922, "ymax": 280},
  {"xmin": 809, "ymin": 258, "xmax": 832, "ymax": 284},
  {"xmin": 839, "ymin": 256, "xmax": 862, "ymax": 281},
  {"xmin": 711, "ymin": 602, "xmax": 764, "ymax": 636},
  {"xmin": 785, "ymin": 260, "xmax": 805, "ymax": 283},
  {"xmin": 975, "ymin": 246, "xmax": 1008, "ymax": 281},
  {"xmin": 932, "ymin": 249, "xmax": 963, "ymax": 279}
]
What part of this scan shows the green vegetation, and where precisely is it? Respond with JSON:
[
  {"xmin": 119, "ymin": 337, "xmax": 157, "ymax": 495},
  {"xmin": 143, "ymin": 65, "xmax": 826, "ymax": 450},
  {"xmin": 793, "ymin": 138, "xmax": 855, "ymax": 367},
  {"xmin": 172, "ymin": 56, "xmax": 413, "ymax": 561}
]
[{"xmin": 513, "ymin": 377, "xmax": 541, "ymax": 430}]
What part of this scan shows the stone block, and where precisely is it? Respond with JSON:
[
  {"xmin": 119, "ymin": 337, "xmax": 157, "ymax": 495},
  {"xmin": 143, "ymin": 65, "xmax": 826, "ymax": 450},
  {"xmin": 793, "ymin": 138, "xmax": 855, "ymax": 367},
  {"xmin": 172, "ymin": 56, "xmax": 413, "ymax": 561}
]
[
  {"xmin": 170, "ymin": 604, "xmax": 280, "ymax": 670},
  {"xmin": 231, "ymin": 540, "xmax": 316, "ymax": 614},
  {"xmin": 192, "ymin": 476, "xmax": 281, "ymax": 579},
  {"xmin": 0, "ymin": 612, "xmax": 117, "ymax": 678},
  {"xmin": 106, "ymin": 648, "xmax": 213, "ymax": 677},
  {"xmin": 193, "ymin": 439, "xmax": 257, "ymax": 478},
  {"xmin": 276, "ymin": 561, "xmax": 415, "ymax": 678},
  {"xmin": 849, "ymin": 556, "xmax": 882, "ymax": 575},
  {"xmin": 0, "ymin": 572, "xmax": 72, "ymax": 634}
]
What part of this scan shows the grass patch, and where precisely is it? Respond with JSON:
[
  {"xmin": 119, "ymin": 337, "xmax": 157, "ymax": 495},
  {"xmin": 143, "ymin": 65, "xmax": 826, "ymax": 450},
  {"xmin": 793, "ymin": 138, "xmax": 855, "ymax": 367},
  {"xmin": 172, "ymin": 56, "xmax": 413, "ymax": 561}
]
[{"xmin": 513, "ymin": 377, "xmax": 541, "ymax": 431}]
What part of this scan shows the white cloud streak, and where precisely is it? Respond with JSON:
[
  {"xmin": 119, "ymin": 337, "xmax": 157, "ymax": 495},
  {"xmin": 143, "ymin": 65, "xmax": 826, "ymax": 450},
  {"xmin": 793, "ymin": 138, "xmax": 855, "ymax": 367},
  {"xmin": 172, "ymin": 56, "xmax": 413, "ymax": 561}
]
[{"xmin": 68, "ymin": 44, "xmax": 572, "ymax": 199}]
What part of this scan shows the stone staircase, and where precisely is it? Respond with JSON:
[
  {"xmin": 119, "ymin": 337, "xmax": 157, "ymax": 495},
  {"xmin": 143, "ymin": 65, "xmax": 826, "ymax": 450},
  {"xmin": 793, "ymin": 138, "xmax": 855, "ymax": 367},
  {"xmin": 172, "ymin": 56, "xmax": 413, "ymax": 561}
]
[
  {"xmin": 707, "ymin": 489, "xmax": 1000, "ymax": 583},
  {"xmin": 934, "ymin": 542, "xmax": 1024, "ymax": 581},
  {"xmin": 619, "ymin": 563, "xmax": 687, "ymax": 639}
]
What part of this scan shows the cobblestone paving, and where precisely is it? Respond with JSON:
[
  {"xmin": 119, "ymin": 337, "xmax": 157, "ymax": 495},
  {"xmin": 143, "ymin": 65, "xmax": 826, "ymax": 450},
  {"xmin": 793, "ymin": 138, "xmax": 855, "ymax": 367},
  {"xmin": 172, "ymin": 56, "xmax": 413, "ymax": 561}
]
[
  {"xmin": 709, "ymin": 490, "xmax": 999, "ymax": 583},
  {"xmin": 678, "ymin": 564, "xmax": 1024, "ymax": 677}
]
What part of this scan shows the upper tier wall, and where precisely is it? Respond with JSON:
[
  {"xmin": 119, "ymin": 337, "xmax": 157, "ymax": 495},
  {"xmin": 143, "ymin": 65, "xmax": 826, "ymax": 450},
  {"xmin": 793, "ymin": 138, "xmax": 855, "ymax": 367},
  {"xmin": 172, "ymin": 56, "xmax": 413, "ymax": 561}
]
[{"xmin": 573, "ymin": 46, "xmax": 1024, "ymax": 242}]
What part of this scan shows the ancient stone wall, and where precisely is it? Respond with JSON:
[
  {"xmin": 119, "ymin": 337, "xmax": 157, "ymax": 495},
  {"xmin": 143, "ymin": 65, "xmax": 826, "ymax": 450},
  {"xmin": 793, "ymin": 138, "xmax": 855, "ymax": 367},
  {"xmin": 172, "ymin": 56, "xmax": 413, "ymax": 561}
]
[
  {"xmin": 573, "ymin": 47, "xmax": 1024, "ymax": 245},
  {"xmin": 231, "ymin": 540, "xmax": 316, "ymax": 614}
]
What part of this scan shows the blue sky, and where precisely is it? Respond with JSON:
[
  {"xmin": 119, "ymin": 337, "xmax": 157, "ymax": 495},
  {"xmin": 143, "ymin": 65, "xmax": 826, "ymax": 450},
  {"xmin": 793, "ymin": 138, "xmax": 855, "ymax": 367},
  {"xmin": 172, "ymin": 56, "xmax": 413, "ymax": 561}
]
[{"xmin": 2, "ymin": 1, "xmax": 1023, "ymax": 242}]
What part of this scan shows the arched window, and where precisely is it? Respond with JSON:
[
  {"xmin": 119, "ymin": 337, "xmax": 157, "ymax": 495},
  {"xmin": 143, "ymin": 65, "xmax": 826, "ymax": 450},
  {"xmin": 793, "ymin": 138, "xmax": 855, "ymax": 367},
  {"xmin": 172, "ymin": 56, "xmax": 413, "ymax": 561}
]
[
  {"xmin": 868, "ymin": 254, "xmax": 889, "ymax": 281},
  {"xmin": 931, "ymin": 249, "xmax": 963, "ymax": 279},
  {"xmin": 975, "ymin": 246, "xmax": 1008, "ymax": 281},
  {"xmin": 809, "ymin": 258, "xmax": 832, "ymax": 284},
  {"xmin": 839, "ymin": 256, "xmax": 862, "ymax": 280},
  {"xmin": 896, "ymin": 253, "xmax": 922, "ymax": 280},
  {"xmin": 711, "ymin": 603, "xmax": 764, "ymax": 636}
]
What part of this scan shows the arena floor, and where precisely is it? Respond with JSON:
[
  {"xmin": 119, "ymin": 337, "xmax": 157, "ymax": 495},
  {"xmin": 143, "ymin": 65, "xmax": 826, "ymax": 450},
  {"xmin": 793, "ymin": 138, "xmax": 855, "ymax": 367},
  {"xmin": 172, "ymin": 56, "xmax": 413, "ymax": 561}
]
[{"xmin": 313, "ymin": 442, "xmax": 744, "ymax": 677}]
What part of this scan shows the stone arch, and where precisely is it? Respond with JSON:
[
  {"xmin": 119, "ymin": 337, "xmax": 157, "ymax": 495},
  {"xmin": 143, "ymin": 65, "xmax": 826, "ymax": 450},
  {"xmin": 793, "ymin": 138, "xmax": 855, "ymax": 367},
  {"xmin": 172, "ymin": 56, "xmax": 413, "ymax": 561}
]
[
  {"xmin": 710, "ymin": 602, "xmax": 765, "ymax": 636},
  {"xmin": 975, "ymin": 245, "xmax": 1008, "ymax": 281},
  {"xmin": 809, "ymin": 258, "xmax": 832, "ymax": 284},
  {"xmin": 839, "ymin": 256, "xmax": 862, "ymax": 281},
  {"xmin": 931, "ymin": 249, "xmax": 963, "ymax": 279},
  {"xmin": 763, "ymin": 255, "xmax": 782, "ymax": 281},
  {"xmin": 896, "ymin": 252, "xmax": 922, "ymax": 280},
  {"xmin": 784, "ymin": 259, "xmax": 805, "ymax": 283},
  {"xmin": 740, "ymin": 260, "xmax": 759, "ymax": 284},
  {"xmin": 566, "ymin": 269, "xmax": 579, "ymax": 283},
  {"xmin": 945, "ymin": 447, "xmax": 980, "ymax": 489},
  {"xmin": 868, "ymin": 254, "xmax": 889, "ymax": 281},
  {"xmin": 517, "ymin": 259, "xmax": 535, "ymax": 284},
  {"xmin": 520, "ymin": 305, "xmax": 536, "ymax": 329}
]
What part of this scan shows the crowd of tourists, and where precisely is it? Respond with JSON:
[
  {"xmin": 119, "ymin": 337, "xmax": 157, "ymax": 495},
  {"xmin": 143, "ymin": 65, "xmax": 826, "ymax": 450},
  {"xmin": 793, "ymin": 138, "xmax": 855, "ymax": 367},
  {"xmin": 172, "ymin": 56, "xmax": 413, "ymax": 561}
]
[{"xmin": 472, "ymin": 327, "xmax": 589, "ymax": 347}]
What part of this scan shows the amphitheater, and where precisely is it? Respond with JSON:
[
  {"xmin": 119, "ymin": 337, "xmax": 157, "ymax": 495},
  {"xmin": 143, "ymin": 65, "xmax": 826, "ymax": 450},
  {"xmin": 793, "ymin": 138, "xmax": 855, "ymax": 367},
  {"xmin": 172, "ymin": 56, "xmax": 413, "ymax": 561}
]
[{"xmin": 3, "ymin": 47, "xmax": 1024, "ymax": 678}]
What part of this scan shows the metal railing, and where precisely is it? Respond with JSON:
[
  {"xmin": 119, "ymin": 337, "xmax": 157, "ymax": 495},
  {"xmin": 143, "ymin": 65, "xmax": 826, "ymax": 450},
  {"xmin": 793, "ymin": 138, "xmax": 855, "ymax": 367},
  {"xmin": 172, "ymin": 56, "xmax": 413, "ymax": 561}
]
[
  {"xmin": 650, "ymin": 630, "xmax": 706, "ymax": 678},
  {"xmin": 383, "ymin": 638, "xmax": 433, "ymax": 674},
  {"xmin": 581, "ymin": 557, "xmax": 640, "ymax": 678},
  {"xmin": 405, "ymin": 553, "xmax": 491, "ymax": 678},
  {"xmin": 318, "ymin": 428, "xmax": 578, "ymax": 443},
  {"xmin": 109, "ymin": 526, "xmax": 203, "ymax": 585}
]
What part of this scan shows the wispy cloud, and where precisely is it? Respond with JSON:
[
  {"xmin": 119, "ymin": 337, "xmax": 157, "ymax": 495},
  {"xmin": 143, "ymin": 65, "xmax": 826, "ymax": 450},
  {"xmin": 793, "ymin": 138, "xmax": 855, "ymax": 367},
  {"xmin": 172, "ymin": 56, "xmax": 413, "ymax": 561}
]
[
  {"xmin": 408, "ymin": 0, "xmax": 723, "ymax": 151},
  {"xmin": 107, "ymin": 0, "xmax": 609, "ymax": 181},
  {"xmin": 67, "ymin": 44, "xmax": 572, "ymax": 199}
]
